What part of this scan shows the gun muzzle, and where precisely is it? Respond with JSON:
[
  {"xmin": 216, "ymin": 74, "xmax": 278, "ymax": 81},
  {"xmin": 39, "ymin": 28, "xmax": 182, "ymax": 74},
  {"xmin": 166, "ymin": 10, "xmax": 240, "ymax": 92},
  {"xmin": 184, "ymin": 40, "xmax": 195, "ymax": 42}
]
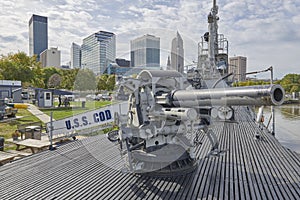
[{"xmin": 170, "ymin": 84, "xmax": 285, "ymax": 107}]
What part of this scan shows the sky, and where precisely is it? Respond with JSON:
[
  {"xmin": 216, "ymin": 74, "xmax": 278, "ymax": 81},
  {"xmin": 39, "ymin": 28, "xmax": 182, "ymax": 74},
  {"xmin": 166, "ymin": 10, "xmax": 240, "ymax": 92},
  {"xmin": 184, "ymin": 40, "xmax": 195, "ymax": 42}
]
[{"xmin": 0, "ymin": 0, "xmax": 300, "ymax": 79}]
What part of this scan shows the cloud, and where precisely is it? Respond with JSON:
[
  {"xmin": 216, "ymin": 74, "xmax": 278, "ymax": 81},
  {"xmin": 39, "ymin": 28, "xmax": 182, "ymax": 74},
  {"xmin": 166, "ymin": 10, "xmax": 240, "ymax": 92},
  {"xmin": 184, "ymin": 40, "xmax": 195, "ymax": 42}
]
[
  {"xmin": 0, "ymin": 35, "xmax": 19, "ymax": 43},
  {"xmin": 0, "ymin": 0, "xmax": 299, "ymax": 78}
]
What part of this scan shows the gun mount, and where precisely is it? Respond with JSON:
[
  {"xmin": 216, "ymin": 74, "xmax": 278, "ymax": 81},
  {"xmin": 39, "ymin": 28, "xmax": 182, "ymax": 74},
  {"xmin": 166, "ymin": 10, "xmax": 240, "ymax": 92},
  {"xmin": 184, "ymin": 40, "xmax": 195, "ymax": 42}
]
[{"xmin": 112, "ymin": 70, "xmax": 284, "ymax": 176}]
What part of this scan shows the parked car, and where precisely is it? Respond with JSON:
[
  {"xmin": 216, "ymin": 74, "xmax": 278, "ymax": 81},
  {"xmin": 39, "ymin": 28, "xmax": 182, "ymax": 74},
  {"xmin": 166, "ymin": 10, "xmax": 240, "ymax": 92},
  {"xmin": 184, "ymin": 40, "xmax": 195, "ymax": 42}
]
[
  {"xmin": 101, "ymin": 94, "xmax": 112, "ymax": 101},
  {"xmin": 86, "ymin": 94, "xmax": 100, "ymax": 101}
]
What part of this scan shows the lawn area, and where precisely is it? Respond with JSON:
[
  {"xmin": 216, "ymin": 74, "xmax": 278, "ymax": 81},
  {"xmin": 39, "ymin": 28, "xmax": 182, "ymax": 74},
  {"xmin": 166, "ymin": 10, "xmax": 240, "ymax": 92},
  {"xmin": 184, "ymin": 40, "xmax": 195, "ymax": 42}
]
[
  {"xmin": 0, "ymin": 101, "xmax": 112, "ymax": 140},
  {"xmin": 41, "ymin": 100, "xmax": 113, "ymax": 120},
  {"xmin": 0, "ymin": 108, "xmax": 41, "ymax": 139},
  {"xmin": 0, "ymin": 101, "xmax": 113, "ymax": 150}
]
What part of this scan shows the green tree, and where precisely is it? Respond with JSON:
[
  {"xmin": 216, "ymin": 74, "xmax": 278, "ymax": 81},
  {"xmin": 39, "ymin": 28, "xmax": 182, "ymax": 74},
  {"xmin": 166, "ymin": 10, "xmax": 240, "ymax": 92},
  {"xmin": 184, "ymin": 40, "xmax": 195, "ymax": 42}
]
[
  {"xmin": 42, "ymin": 67, "xmax": 61, "ymax": 88},
  {"xmin": 48, "ymin": 73, "xmax": 62, "ymax": 88},
  {"xmin": 280, "ymin": 73, "xmax": 300, "ymax": 93},
  {"xmin": 97, "ymin": 77, "xmax": 107, "ymax": 91},
  {"xmin": 97, "ymin": 74, "xmax": 109, "ymax": 91},
  {"xmin": 0, "ymin": 52, "xmax": 43, "ymax": 87},
  {"xmin": 60, "ymin": 68, "xmax": 79, "ymax": 90},
  {"xmin": 106, "ymin": 75, "xmax": 116, "ymax": 91},
  {"xmin": 290, "ymin": 85, "xmax": 299, "ymax": 93},
  {"xmin": 74, "ymin": 69, "xmax": 96, "ymax": 91},
  {"xmin": 31, "ymin": 63, "xmax": 45, "ymax": 88}
]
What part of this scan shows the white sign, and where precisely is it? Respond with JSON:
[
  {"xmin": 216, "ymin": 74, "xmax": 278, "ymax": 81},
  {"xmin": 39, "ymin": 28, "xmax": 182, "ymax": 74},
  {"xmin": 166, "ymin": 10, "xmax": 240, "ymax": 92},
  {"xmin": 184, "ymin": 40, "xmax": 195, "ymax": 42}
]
[{"xmin": 46, "ymin": 102, "xmax": 128, "ymax": 137}]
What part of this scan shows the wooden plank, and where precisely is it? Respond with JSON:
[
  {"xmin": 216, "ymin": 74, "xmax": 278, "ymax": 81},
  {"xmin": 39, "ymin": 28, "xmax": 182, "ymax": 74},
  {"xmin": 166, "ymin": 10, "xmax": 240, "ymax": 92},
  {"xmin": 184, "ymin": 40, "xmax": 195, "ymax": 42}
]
[
  {"xmin": 255, "ymin": 122, "xmax": 300, "ymax": 198},
  {"xmin": 242, "ymin": 111, "xmax": 296, "ymax": 199},
  {"xmin": 0, "ymin": 151, "xmax": 17, "ymax": 165},
  {"xmin": 189, "ymin": 137, "xmax": 214, "ymax": 199},
  {"xmin": 237, "ymin": 120, "xmax": 259, "ymax": 200},
  {"xmin": 238, "ymin": 113, "xmax": 277, "ymax": 199},
  {"xmin": 14, "ymin": 139, "xmax": 50, "ymax": 149},
  {"xmin": 7, "ymin": 150, "xmax": 32, "ymax": 157},
  {"xmin": 238, "ymin": 111, "xmax": 286, "ymax": 199},
  {"xmin": 211, "ymin": 123, "xmax": 228, "ymax": 199}
]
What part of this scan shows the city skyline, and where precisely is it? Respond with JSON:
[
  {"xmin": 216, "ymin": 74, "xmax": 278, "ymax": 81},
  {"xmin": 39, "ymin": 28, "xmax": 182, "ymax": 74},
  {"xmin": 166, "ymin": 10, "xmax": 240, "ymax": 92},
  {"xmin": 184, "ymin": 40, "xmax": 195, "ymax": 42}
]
[{"xmin": 0, "ymin": 0, "xmax": 300, "ymax": 78}]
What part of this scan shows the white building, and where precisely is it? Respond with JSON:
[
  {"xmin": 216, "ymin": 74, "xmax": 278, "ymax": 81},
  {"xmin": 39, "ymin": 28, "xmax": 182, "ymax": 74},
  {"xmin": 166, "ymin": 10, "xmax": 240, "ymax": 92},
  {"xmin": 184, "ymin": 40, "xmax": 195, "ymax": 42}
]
[
  {"xmin": 70, "ymin": 43, "xmax": 81, "ymax": 69},
  {"xmin": 40, "ymin": 47, "xmax": 61, "ymax": 68}
]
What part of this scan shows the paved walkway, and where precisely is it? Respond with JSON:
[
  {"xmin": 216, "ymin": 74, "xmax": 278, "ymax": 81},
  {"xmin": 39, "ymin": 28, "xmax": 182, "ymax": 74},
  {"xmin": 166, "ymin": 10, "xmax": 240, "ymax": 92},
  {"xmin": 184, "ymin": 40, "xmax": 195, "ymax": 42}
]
[{"xmin": 26, "ymin": 104, "xmax": 54, "ymax": 124}]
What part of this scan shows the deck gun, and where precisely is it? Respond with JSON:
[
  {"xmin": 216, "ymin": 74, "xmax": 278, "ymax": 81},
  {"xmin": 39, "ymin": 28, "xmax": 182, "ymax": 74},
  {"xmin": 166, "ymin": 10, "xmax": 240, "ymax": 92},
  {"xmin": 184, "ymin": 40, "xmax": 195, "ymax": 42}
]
[{"xmin": 112, "ymin": 70, "xmax": 284, "ymax": 175}]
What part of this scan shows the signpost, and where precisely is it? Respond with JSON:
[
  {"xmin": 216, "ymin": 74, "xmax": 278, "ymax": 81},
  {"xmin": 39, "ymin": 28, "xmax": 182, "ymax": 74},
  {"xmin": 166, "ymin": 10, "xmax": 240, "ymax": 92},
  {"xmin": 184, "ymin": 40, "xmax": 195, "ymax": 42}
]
[{"xmin": 46, "ymin": 102, "xmax": 128, "ymax": 138}]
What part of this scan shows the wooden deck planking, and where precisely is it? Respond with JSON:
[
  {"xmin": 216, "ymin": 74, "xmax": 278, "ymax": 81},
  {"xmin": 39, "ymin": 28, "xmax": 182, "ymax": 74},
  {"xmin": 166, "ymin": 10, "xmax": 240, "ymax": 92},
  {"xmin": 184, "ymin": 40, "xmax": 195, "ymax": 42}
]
[
  {"xmin": 238, "ymin": 109, "xmax": 297, "ymax": 199},
  {"xmin": 244, "ymin": 122, "xmax": 274, "ymax": 200},
  {"xmin": 238, "ymin": 121, "xmax": 264, "ymax": 200},
  {"xmin": 238, "ymin": 112, "xmax": 287, "ymax": 199},
  {"xmin": 243, "ymin": 111, "xmax": 300, "ymax": 199},
  {"xmin": 0, "ymin": 106, "xmax": 300, "ymax": 199}
]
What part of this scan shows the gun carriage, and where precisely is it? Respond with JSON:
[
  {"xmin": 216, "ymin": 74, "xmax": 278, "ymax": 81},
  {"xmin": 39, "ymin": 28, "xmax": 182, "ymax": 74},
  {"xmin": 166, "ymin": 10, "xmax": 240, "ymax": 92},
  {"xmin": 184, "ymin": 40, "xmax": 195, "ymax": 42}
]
[{"xmin": 112, "ymin": 70, "xmax": 284, "ymax": 176}]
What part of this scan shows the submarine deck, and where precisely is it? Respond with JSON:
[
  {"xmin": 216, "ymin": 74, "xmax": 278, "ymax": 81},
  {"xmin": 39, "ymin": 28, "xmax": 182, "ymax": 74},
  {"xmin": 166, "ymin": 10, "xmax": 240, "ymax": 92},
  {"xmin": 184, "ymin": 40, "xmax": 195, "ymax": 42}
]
[{"xmin": 0, "ymin": 107, "xmax": 300, "ymax": 199}]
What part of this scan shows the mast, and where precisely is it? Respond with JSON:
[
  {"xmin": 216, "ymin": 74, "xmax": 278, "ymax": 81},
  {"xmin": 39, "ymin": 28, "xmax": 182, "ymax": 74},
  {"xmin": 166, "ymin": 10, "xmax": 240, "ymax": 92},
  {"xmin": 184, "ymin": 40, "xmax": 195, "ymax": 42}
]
[
  {"xmin": 195, "ymin": 0, "xmax": 228, "ymax": 80},
  {"xmin": 208, "ymin": 0, "xmax": 219, "ymax": 70}
]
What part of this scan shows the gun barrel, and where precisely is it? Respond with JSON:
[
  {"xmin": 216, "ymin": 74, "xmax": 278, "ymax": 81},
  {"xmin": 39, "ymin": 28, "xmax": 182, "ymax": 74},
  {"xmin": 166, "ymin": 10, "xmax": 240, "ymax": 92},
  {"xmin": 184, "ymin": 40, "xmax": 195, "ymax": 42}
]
[{"xmin": 171, "ymin": 84, "xmax": 284, "ymax": 107}]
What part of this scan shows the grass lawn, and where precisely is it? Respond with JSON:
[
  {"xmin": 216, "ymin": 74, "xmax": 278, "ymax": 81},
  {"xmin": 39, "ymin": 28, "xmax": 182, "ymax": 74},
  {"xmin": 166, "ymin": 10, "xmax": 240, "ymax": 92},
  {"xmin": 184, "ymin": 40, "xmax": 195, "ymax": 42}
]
[
  {"xmin": 0, "ymin": 108, "xmax": 42, "ymax": 151},
  {"xmin": 41, "ymin": 100, "xmax": 113, "ymax": 120},
  {"xmin": 0, "ymin": 108, "xmax": 41, "ymax": 140}
]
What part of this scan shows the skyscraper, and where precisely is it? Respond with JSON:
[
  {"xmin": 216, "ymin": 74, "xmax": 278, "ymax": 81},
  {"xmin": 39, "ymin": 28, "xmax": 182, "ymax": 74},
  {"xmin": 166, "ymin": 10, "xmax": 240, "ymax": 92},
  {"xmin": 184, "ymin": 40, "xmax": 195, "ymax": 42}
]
[
  {"xmin": 229, "ymin": 56, "xmax": 247, "ymax": 82},
  {"xmin": 81, "ymin": 31, "xmax": 116, "ymax": 74},
  {"xmin": 70, "ymin": 43, "xmax": 81, "ymax": 69},
  {"xmin": 171, "ymin": 31, "xmax": 184, "ymax": 73},
  {"xmin": 130, "ymin": 34, "xmax": 160, "ymax": 68},
  {"xmin": 29, "ymin": 14, "xmax": 48, "ymax": 61}
]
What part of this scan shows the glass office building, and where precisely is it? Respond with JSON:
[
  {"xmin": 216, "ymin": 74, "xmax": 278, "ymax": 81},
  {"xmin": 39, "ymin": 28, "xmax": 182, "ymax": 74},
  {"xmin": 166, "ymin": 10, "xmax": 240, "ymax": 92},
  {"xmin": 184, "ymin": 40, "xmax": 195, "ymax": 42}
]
[
  {"xmin": 70, "ymin": 43, "xmax": 81, "ymax": 69},
  {"xmin": 130, "ymin": 34, "xmax": 160, "ymax": 68},
  {"xmin": 81, "ymin": 31, "xmax": 116, "ymax": 75},
  {"xmin": 29, "ymin": 14, "xmax": 48, "ymax": 61}
]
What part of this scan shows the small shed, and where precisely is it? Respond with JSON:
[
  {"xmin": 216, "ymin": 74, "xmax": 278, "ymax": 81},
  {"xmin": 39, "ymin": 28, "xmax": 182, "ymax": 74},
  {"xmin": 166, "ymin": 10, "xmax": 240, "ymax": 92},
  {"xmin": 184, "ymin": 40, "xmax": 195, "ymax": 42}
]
[
  {"xmin": 34, "ymin": 88, "xmax": 75, "ymax": 108},
  {"xmin": 35, "ymin": 89, "xmax": 53, "ymax": 108},
  {"xmin": 0, "ymin": 80, "xmax": 22, "ymax": 103}
]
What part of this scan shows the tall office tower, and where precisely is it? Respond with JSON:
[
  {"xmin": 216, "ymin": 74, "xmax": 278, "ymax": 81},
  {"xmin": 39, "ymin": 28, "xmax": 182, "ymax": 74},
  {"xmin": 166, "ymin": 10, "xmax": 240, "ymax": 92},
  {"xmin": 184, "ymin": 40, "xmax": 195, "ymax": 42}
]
[
  {"xmin": 70, "ymin": 43, "xmax": 81, "ymax": 69},
  {"xmin": 40, "ymin": 47, "xmax": 61, "ymax": 68},
  {"xmin": 171, "ymin": 31, "xmax": 184, "ymax": 73},
  {"xmin": 29, "ymin": 14, "xmax": 48, "ymax": 61},
  {"xmin": 130, "ymin": 34, "xmax": 160, "ymax": 68},
  {"xmin": 81, "ymin": 31, "xmax": 116, "ymax": 75},
  {"xmin": 229, "ymin": 56, "xmax": 247, "ymax": 81}
]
